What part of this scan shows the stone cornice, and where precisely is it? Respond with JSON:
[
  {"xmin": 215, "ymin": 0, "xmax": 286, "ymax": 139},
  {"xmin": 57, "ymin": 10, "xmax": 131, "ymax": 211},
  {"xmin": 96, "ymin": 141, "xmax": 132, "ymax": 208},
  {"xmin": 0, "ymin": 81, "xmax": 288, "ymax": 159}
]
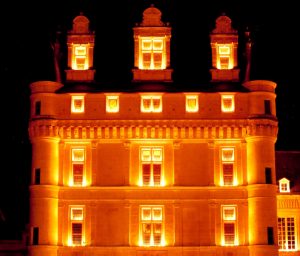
[
  {"xmin": 28, "ymin": 119, "xmax": 278, "ymax": 141},
  {"xmin": 277, "ymin": 195, "xmax": 300, "ymax": 209}
]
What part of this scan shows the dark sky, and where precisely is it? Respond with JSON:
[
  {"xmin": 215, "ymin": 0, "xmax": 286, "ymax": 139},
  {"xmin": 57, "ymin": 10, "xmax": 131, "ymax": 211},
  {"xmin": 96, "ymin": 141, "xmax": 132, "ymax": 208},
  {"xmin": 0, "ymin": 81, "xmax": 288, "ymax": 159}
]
[{"xmin": 1, "ymin": 0, "xmax": 298, "ymax": 239}]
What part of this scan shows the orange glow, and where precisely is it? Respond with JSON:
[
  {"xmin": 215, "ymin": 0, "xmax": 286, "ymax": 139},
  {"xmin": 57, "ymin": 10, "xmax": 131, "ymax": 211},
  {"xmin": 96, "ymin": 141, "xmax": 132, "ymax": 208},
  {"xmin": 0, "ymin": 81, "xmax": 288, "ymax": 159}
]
[
  {"xmin": 69, "ymin": 206, "xmax": 85, "ymax": 246},
  {"xmin": 185, "ymin": 95, "xmax": 199, "ymax": 112},
  {"xmin": 221, "ymin": 94, "xmax": 235, "ymax": 113},
  {"xmin": 139, "ymin": 37, "xmax": 166, "ymax": 70},
  {"xmin": 72, "ymin": 44, "xmax": 89, "ymax": 70},
  {"xmin": 221, "ymin": 205, "xmax": 238, "ymax": 246},
  {"xmin": 141, "ymin": 95, "xmax": 162, "ymax": 113},
  {"xmin": 106, "ymin": 95, "xmax": 119, "ymax": 113},
  {"xmin": 71, "ymin": 95, "xmax": 85, "ymax": 113},
  {"xmin": 216, "ymin": 44, "xmax": 233, "ymax": 70}
]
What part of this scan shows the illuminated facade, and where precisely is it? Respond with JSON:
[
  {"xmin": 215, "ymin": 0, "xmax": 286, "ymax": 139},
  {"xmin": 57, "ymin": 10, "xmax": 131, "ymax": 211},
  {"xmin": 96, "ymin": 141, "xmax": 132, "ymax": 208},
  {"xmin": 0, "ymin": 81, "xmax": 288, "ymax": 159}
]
[{"xmin": 27, "ymin": 6, "xmax": 299, "ymax": 256}]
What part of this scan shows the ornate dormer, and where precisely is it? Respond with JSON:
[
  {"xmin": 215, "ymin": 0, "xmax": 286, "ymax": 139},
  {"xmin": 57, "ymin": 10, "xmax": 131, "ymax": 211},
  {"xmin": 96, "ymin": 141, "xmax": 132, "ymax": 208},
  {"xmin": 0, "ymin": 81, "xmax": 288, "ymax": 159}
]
[
  {"xmin": 210, "ymin": 14, "xmax": 240, "ymax": 82},
  {"xmin": 132, "ymin": 5, "xmax": 172, "ymax": 82},
  {"xmin": 65, "ymin": 13, "xmax": 95, "ymax": 82}
]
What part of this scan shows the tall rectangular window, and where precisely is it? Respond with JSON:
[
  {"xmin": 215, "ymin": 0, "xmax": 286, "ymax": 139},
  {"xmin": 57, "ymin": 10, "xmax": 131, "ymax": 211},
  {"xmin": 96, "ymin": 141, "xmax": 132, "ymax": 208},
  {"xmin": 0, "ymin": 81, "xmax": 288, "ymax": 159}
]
[
  {"xmin": 222, "ymin": 205, "xmax": 237, "ymax": 246},
  {"xmin": 71, "ymin": 148, "xmax": 85, "ymax": 186},
  {"xmin": 141, "ymin": 95, "xmax": 162, "ymax": 113},
  {"xmin": 140, "ymin": 206, "xmax": 164, "ymax": 246},
  {"xmin": 35, "ymin": 168, "xmax": 40, "ymax": 185},
  {"xmin": 267, "ymin": 227, "xmax": 274, "ymax": 245},
  {"xmin": 221, "ymin": 148, "xmax": 235, "ymax": 186},
  {"xmin": 278, "ymin": 217, "xmax": 296, "ymax": 251},
  {"xmin": 265, "ymin": 167, "xmax": 272, "ymax": 184},
  {"xmin": 70, "ymin": 207, "xmax": 84, "ymax": 246},
  {"xmin": 140, "ymin": 38, "xmax": 165, "ymax": 70},
  {"xmin": 72, "ymin": 45, "xmax": 88, "ymax": 70},
  {"xmin": 264, "ymin": 100, "xmax": 271, "ymax": 115},
  {"xmin": 71, "ymin": 95, "xmax": 85, "ymax": 113},
  {"xmin": 217, "ymin": 44, "xmax": 233, "ymax": 70},
  {"xmin": 221, "ymin": 95, "xmax": 235, "ymax": 113},
  {"xmin": 35, "ymin": 101, "xmax": 41, "ymax": 115},
  {"xmin": 33, "ymin": 227, "xmax": 39, "ymax": 245},
  {"xmin": 140, "ymin": 147, "xmax": 163, "ymax": 186}
]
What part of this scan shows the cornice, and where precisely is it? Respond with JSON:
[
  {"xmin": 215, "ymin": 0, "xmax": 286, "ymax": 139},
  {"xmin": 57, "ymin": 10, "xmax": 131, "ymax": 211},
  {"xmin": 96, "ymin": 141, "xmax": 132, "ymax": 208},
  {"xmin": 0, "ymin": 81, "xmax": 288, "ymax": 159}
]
[{"xmin": 28, "ymin": 119, "xmax": 278, "ymax": 141}]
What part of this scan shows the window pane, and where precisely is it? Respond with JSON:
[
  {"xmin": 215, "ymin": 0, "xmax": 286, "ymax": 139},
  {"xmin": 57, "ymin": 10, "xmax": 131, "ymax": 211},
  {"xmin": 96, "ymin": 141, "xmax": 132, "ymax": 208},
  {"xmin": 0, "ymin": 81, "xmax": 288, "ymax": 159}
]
[
  {"xmin": 223, "ymin": 163, "xmax": 233, "ymax": 185},
  {"xmin": 71, "ymin": 208, "xmax": 83, "ymax": 220},
  {"xmin": 142, "ymin": 98, "xmax": 151, "ymax": 111},
  {"xmin": 143, "ymin": 53, "xmax": 151, "ymax": 69},
  {"xmin": 143, "ymin": 164, "xmax": 151, "ymax": 185},
  {"xmin": 153, "ymin": 223, "xmax": 162, "ymax": 245},
  {"xmin": 152, "ymin": 208, "xmax": 162, "ymax": 220},
  {"xmin": 73, "ymin": 164, "xmax": 83, "ymax": 185},
  {"xmin": 224, "ymin": 223, "xmax": 235, "ymax": 245},
  {"xmin": 142, "ymin": 208, "xmax": 151, "ymax": 220},
  {"xmin": 222, "ymin": 148, "xmax": 234, "ymax": 161},
  {"xmin": 153, "ymin": 164, "xmax": 161, "ymax": 185},
  {"xmin": 153, "ymin": 40, "xmax": 163, "ymax": 50},
  {"xmin": 141, "ymin": 149, "xmax": 151, "ymax": 161},
  {"xmin": 152, "ymin": 98, "xmax": 161, "ymax": 110},
  {"xmin": 223, "ymin": 207, "xmax": 235, "ymax": 220},
  {"xmin": 72, "ymin": 223, "xmax": 82, "ymax": 245},
  {"xmin": 152, "ymin": 148, "xmax": 162, "ymax": 161},
  {"xmin": 153, "ymin": 53, "xmax": 162, "ymax": 69},
  {"xmin": 72, "ymin": 149, "xmax": 84, "ymax": 161}
]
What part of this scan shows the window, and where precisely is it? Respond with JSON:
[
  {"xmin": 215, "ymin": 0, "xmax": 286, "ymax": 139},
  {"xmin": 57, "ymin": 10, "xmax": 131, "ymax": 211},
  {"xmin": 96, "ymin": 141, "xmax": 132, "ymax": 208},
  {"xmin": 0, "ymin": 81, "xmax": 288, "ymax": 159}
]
[
  {"xmin": 35, "ymin": 101, "xmax": 41, "ymax": 115},
  {"xmin": 278, "ymin": 217, "xmax": 296, "ymax": 251},
  {"xmin": 70, "ymin": 207, "xmax": 84, "ymax": 246},
  {"xmin": 33, "ymin": 227, "xmax": 39, "ymax": 245},
  {"xmin": 222, "ymin": 205, "xmax": 237, "ymax": 246},
  {"xmin": 279, "ymin": 178, "xmax": 290, "ymax": 193},
  {"xmin": 71, "ymin": 95, "xmax": 85, "ymax": 113},
  {"xmin": 264, "ymin": 100, "xmax": 271, "ymax": 115},
  {"xmin": 265, "ymin": 167, "xmax": 272, "ymax": 184},
  {"xmin": 71, "ymin": 148, "xmax": 85, "ymax": 186},
  {"xmin": 267, "ymin": 227, "xmax": 274, "ymax": 245},
  {"xmin": 140, "ymin": 147, "xmax": 163, "ymax": 186},
  {"xmin": 35, "ymin": 168, "xmax": 40, "ymax": 185},
  {"xmin": 106, "ymin": 95, "xmax": 119, "ymax": 113},
  {"xmin": 139, "ymin": 38, "xmax": 165, "ymax": 70},
  {"xmin": 72, "ymin": 45, "xmax": 88, "ymax": 70},
  {"xmin": 140, "ymin": 206, "xmax": 164, "ymax": 246},
  {"xmin": 221, "ymin": 148, "xmax": 235, "ymax": 186},
  {"xmin": 141, "ymin": 95, "xmax": 162, "ymax": 113},
  {"xmin": 217, "ymin": 44, "xmax": 233, "ymax": 70},
  {"xmin": 221, "ymin": 95, "xmax": 235, "ymax": 113},
  {"xmin": 185, "ymin": 95, "xmax": 199, "ymax": 112}
]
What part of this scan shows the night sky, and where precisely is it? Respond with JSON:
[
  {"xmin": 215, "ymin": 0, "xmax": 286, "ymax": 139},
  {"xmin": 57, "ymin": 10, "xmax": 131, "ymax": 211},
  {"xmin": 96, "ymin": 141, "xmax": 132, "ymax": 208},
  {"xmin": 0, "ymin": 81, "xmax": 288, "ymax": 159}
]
[{"xmin": 1, "ymin": 0, "xmax": 298, "ymax": 239}]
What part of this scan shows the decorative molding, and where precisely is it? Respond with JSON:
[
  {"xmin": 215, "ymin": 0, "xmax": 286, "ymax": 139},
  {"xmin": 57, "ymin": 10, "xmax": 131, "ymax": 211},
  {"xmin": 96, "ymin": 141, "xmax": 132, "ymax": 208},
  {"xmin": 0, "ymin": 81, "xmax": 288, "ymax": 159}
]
[
  {"xmin": 277, "ymin": 198, "xmax": 300, "ymax": 209},
  {"xmin": 29, "ymin": 119, "xmax": 278, "ymax": 141}
]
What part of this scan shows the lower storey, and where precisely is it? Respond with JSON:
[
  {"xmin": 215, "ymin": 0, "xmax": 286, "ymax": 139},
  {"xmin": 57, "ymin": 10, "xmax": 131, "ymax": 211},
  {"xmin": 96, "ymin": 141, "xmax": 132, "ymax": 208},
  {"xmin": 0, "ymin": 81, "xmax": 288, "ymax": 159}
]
[{"xmin": 28, "ymin": 245, "xmax": 280, "ymax": 256}]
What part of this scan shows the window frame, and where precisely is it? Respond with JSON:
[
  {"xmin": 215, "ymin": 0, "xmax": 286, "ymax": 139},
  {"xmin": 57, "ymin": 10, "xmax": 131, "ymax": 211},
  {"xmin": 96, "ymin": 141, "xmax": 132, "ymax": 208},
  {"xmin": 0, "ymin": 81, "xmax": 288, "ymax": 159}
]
[
  {"xmin": 278, "ymin": 216, "xmax": 297, "ymax": 251},
  {"xmin": 72, "ymin": 44, "xmax": 89, "ymax": 70},
  {"xmin": 71, "ymin": 148, "xmax": 86, "ymax": 187},
  {"xmin": 141, "ymin": 95, "xmax": 162, "ymax": 113},
  {"xmin": 106, "ymin": 95, "xmax": 120, "ymax": 113},
  {"xmin": 185, "ymin": 94, "xmax": 199, "ymax": 113},
  {"xmin": 221, "ymin": 94, "xmax": 235, "ymax": 113},
  {"xmin": 139, "ymin": 205, "xmax": 164, "ymax": 246},
  {"xmin": 220, "ymin": 147, "xmax": 236, "ymax": 186},
  {"xmin": 221, "ymin": 205, "xmax": 238, "ymax": 246},
  {"xmin": 279, "ymin": 178, "xmax": 290, "ymax": 193},
  {"xmin": 69, "ymin": 206, "xmax": 85, "ymax": 246},
  {"xmin": 71, "ymin": 95, "xmax": 85, "ymax": 113}
]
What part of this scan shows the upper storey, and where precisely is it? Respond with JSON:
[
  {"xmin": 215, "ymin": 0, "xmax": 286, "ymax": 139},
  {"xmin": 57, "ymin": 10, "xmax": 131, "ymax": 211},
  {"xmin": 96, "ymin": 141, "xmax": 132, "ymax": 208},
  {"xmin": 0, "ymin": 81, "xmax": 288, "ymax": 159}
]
[
  {"xmin": 210, "ymin": 14, "xmax": 240, "ymax": 82},
  {"xmin": 65, "ymin": 13, "xmax": 96, "ymax": 82},
  {"xmin": 132, "ymin": 5, "xmax": 172, "ymax": 82}
]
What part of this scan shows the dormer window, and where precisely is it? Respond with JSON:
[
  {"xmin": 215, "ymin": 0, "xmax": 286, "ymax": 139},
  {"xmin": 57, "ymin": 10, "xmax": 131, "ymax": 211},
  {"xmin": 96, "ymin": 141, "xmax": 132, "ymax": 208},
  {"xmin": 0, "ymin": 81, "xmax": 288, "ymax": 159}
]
[
  {"xmin": 279, "ymin": 178, "xmax": 290, "ymax": 193},
  {"xmin": 221, "ymin": 95, "xmax": 235, "ymax": 113},
  {"xmin": 186, "ymin": 95, "xmax": 199, "ymax": 112},
  {"xmin": 72, "ymin": 45, "xmax": 88, "ymax": 70},
  {"xmin": 71, "ymin": 95, "xmax": 85, "ymax": 113},
  {"xmin": 106, "ymin": 95, "xmax": 119, "ymax": 113},
  {"xmin": 140, "ymin": 37, "xmax": 165, "ymax": 70},
  {"xmin": 141, "ymin": 95, "xmax": 162, "ymax": 113}
]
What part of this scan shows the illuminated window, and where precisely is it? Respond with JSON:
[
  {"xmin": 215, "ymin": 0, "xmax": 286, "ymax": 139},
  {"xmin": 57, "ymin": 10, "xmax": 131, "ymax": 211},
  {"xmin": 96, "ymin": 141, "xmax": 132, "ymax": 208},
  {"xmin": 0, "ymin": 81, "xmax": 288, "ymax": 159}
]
[
  {"xmin": 279, "ymin": 178, "xmax": 290, "ymax": 193},
  {"xmin": 141, "ymin": 96, "xmax": 162, "ymax": 113},
  {"xmin": 71, "ymin": 95, "xmax": 85, "ymax": 113},
  {"xmin": 221, "ymin": 148, "xmax": 235, "ymax": 186},
  {"xmin": 140, "ymin": 38, "xmax": 165, "ymax": 70},
  {"xmin": 278, "ymin": 217, "xmax": 296, "ymax": 251},
  {"xmin": 106, "ymin": 95, "xmax": 119, "ymax": 113},
  {"xmin": 217, "ymin": 44, "xmax": 233, "ymax": 70},
  {"xmin": 72, "ymin": 45, "xmax": 88, "ymax": 70},
  {"xmin": 222, "ymin": 205, "xmax": 237, "ymax": 246},
  {"xmin": 70, "ymin": 207, "xmax": 84, "ymax": 246},
  {"xmin": 185, "ymin": 95, "xmax": 199, "ymax": 112},
  {"xmin": 140, "ymin": 206, "xmax": 164, "ymax": 246},
  {"xmin": 221, "ymin": 95, "xmax": 235, "ymax": 113},
  {"xmin": 140, "ymin": 147, "xmax": 163, "ymax": 186},
  {"xmin": 71, "ymin": 148, "xmax": 85, "ymax": 186}
]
